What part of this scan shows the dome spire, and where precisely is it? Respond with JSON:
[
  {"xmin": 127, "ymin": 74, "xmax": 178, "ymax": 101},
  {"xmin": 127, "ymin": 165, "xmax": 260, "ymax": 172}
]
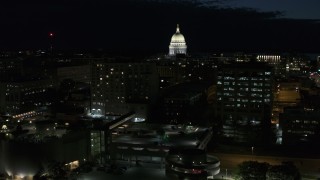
[{"xmin": 176, "ymin": 24, "xmax": 180, "ymax": 33}]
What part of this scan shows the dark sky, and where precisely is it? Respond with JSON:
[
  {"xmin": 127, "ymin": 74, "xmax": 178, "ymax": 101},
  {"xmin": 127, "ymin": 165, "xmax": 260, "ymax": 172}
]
[
  {"xmin": 0, "ymin": 0, "xmax": 320, "ymax": 53},
  {"xmin": 223, "ymin": 0, "xmax": 320, "ymax": 19}
]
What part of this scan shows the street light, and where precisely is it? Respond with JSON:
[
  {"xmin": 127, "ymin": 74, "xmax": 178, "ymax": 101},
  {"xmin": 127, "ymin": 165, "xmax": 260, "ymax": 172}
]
[
  {"xmin": 251, "ymin": 146, "xmax": 254, "ymax": 155},
  {"xmin": 48, "ymin": 32, "xmax": 54, "ymax": 54},
  {"xmin": 226, "ymin": 169, "xmax": 228, "ymax": 179}
]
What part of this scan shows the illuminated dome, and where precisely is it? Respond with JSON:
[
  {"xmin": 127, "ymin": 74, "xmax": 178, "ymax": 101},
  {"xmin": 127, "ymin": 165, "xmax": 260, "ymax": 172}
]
[
  {"xmin": 171, "ymin": 29, "xmax": 185, "ymax": 43},
  {"xmin": 169, "ymin": 24, "xmax": 187, "ymax": 56}
]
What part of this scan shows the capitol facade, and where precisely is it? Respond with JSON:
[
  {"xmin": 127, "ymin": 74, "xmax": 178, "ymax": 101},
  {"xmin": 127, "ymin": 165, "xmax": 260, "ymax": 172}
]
[{"xmin": 169, "ymin": 24, "xmax": 187, "ymax": 56}]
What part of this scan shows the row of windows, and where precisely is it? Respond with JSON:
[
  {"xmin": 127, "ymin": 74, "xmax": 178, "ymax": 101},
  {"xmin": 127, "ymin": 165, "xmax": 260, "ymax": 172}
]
[
  {"xmin": 222, "ymin": 87, "xmax": 271, "ymax": 92},
  {"xmin": 286, "ymin": 130, "xmax": 314, "ymax": 134},
  {"xmin": 219, "ymin": 97, "xmax": 271, "ymax": 103},
  {"xmin": 218, "ymin": 71, "xmax": 272, "ymax": 77},
  {"xmin": 223, "ymin": 104, "xmax": 265, "ymax": 108},
  {"xmin": 218, "ymin": 92, "xmax": 271, "ymax": 96},
  {"xmin": 219, "ymin": 77, "xmax": 271, "ymax": 81},
  {"xmin": 96, "ymin": 64, "xmax": 152, "ymax": 71},
  {"xmin": 291, "ymin": 120, "xmax": 319, "ymax": 124},
  {"xmin": 218, "ymin": 81, "xmax": 271, "ymax": 86},
  {"xmin": 92, "ymin": 102, "xmax": 104, "ymax": 106}
]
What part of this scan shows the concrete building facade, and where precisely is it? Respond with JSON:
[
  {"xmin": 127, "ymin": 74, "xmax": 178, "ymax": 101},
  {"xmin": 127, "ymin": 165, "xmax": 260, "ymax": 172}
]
[{"xmin": 91, "ymin": 59, "xmax": 159, "ymax": 120}]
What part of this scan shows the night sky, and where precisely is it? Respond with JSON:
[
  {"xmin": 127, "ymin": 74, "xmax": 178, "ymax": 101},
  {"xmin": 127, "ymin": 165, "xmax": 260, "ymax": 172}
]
[
  {"xmin": 223, "ymin": 0, "xmax": 320, "ymax": 19},
  {"xmin": 1, "ymin": 0, "xmax": 320, "ymax": 53}
]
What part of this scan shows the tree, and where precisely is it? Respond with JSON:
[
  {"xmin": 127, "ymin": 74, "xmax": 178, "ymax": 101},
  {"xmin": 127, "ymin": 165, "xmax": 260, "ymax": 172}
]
[
  {"xmin": 156, "ymin": 128, "xmax": 166, "ymax": 139},
  {"xmin": 33, "ymin": 165, "xmax": 47, "ymax": 180},
  {"xmin": 46, "ymin": 161, "xmax": 68, "ymax": 179},
  {"xmin": 266, "ymin": 161, "xmax": 301, "ymax": 180},
  {"xmin": 234, "ymin": 161, "xmax": 270, "ymax": 180}
]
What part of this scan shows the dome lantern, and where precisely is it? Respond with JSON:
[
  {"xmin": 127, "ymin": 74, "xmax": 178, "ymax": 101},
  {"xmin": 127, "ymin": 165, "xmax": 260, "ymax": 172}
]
[{"xmin": 176, "ymin": 24, "xmax": 180, "ymax": 33}]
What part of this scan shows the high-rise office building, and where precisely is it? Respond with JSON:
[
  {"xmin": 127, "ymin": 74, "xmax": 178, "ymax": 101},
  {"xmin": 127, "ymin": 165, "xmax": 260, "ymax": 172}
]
[
  {"xmin": 280, "ymin": 107, "xmax": 320, "ymax": 145},
  {"xmin": 91, "ymin": 59, "xmax": 159, "ymax": 120},
  {"xmin": 160, "ymin": 83, "xmax": 204, "ymax": 125},
  {"xmin": 216, "ymin": 62, "xmax": 273, "ymax": 143}
]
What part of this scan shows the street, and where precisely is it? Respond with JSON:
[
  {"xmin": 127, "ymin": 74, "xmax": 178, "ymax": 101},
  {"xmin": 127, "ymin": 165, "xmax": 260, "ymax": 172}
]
[{"xmin": 212, "ymin": 153, "xmax": 320, "ymax": 179}]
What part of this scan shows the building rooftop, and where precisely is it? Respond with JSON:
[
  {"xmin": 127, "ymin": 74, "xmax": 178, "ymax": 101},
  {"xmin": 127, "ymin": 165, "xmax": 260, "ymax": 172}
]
[
  {"xmin": 112, "ymin": 123, "xmax": 210, "ymax": 149},
  {"xmin": 221, "ymin": 61, "xmax": 273, "ymax": 69}
]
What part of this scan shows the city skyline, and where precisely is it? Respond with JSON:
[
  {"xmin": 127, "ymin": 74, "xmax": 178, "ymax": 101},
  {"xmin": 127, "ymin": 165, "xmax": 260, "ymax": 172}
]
[
  {"xmin": 1, "ymin": 1, "xmax": 320, "ymax": 179},
  {"xmin": 1, "ymin": 50, "xmax": 320, "ymax": 179}
]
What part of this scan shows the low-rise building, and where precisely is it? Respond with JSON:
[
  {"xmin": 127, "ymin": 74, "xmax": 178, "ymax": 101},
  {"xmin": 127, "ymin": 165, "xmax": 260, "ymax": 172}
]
[
  {"xmin": 0, "ymin": 120, "xmax": 89, "ymax": 179},
  {"xmin": 280, "ymin": 107, "xmax": 320, "ymax": 145},
  {"xmin": 0, "ymin": 79, "xmax": 55, "ymax": 118}
]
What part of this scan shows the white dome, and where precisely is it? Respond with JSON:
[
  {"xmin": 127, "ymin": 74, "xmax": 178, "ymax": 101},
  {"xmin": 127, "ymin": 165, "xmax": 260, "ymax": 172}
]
[
  {"xmin": 171, "ymin": 32, "xmax": 185, "ymax": 43},
  {"xmin": 168, "ymin": 24, "xmax": 187, "ymax": 56}
]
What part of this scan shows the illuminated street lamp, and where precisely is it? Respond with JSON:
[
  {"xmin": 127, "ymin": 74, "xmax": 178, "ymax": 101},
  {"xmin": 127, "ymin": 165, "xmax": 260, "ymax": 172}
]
[
  {"xmin": 225, "ymin": 168, "xmax": 228, "ymax": 179},
  {"xmin": 48, "ymin": 32, "xmax": 54, "ymax": 54}
]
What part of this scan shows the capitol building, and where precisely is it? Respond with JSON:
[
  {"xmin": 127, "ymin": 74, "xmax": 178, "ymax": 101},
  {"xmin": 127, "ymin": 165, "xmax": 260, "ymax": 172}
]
[{"xmin": 169, "ymin": 24, "xmax": 187, "ymax": 56}]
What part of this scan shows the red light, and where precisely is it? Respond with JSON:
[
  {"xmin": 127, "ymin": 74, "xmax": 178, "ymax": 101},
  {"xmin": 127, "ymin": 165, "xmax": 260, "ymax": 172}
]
[{"xmin": 191, "ymin": 169, "xmax": 202, "ymax": 174}]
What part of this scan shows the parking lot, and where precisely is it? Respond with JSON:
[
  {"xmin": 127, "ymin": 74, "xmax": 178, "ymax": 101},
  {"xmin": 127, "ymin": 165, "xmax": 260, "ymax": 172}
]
[{"xmin": 73, "ymin": 165, "xmax": 168, "ymax": 180}]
